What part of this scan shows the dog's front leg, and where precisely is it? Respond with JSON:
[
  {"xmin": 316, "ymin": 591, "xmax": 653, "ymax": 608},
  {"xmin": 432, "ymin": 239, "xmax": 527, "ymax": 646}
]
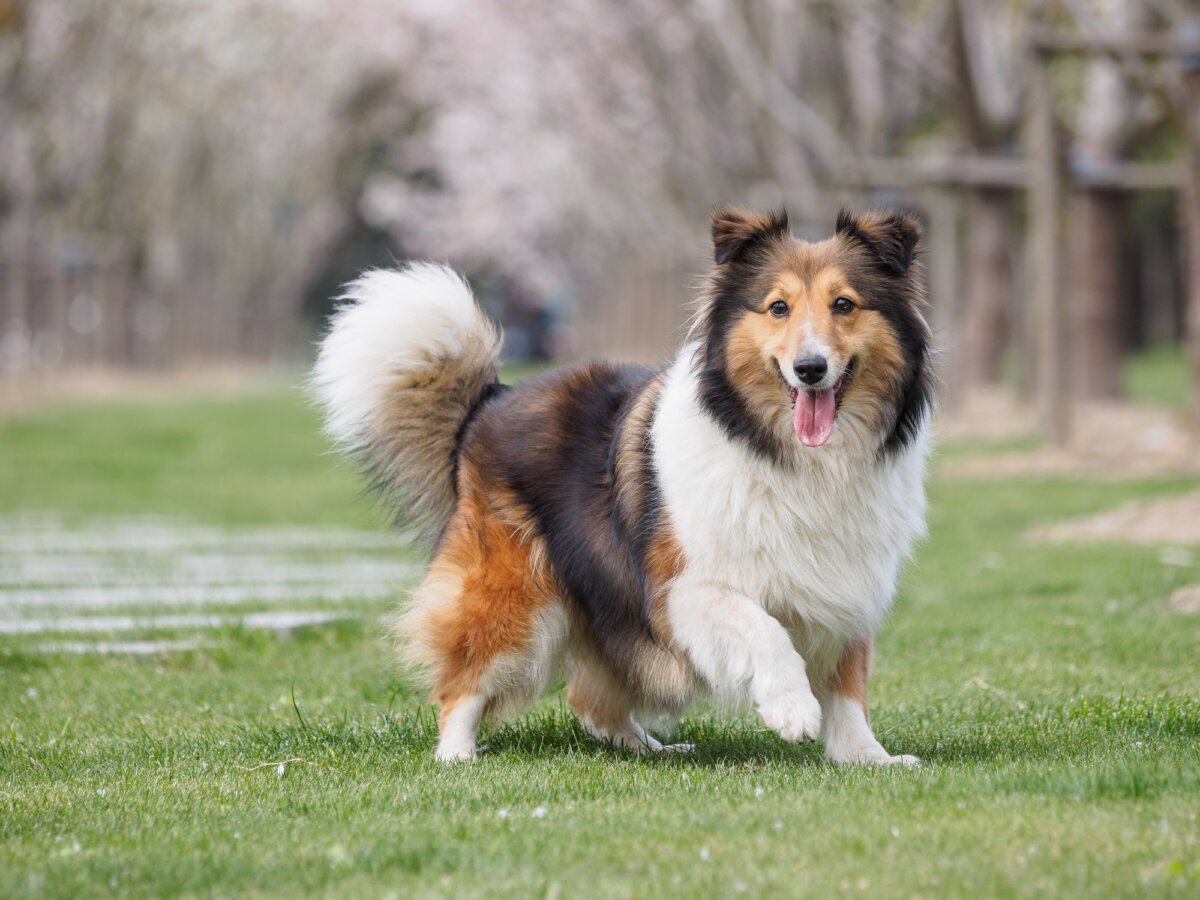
[
  {"xmin": 666, "ymin": 581, "xmax": 821, "ymax": 742},
  {"xmin": 818, "ymin": 639, "xmax": 919, "ymax": 766}
]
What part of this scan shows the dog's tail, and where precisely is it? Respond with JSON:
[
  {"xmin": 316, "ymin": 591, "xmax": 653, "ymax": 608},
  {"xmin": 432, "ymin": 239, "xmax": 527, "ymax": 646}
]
[{"xmin": 311, "ymin": 263, "xmax": 502, "ymax": 540}]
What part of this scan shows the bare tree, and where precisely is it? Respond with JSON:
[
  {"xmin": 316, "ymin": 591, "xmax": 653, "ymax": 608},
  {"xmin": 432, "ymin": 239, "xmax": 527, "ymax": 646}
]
[
  {"xmin": 946, "ymin": 0, "xmax": 1025, "ymax": 387},
  {"xmin": 1064, "ymin": 0, "xmax": 1142, "ymax": 399}
]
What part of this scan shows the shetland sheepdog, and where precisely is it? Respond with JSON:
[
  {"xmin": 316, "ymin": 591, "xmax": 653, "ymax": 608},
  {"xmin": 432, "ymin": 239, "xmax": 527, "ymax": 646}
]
[{"xmin": 313, "ymin": 207, "xmax": 932, "ymax": 763}]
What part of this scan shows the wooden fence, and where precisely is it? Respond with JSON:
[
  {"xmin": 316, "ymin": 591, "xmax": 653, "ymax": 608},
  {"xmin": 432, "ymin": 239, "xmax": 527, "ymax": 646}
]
[
  {"xmin": 0, "ymin": 241, "xmax": 145, "ymax": 376},
  {"xmin": 0, "ymin": 237, "xmax": 289, "ymax": 378}
]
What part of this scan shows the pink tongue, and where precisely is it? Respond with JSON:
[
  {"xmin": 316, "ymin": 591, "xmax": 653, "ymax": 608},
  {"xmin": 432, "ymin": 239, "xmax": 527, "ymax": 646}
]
[{"xmin": 794, "ymin": 388, "xmax": 836, "ymax": 447}]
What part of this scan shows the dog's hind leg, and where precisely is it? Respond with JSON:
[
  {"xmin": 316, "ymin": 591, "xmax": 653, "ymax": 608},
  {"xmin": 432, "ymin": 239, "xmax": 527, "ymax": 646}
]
[
  {"xmin": 436, "ymin": 694, "xmax": 488, "ymax": 762},
  {"xmin": 564, "ymin": 644, "xmax": 690, "ymax": 753},
  {"xmin": 395, "ymin": 497, "xmax": 566, "ymax": 762}
]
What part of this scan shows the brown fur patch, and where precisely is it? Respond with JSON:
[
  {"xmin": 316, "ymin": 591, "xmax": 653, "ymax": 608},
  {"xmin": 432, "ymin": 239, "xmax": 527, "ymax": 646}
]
[
  {"xmin": 827, "ymin": 638, "xmax": 873, "ymax": 720},
  {"xmin": 636, "ymin": 526, "xmax": 693, "ymax": 706},
  {"xmin": 711, "ymin": 207, "xmax": 790, "ymax": 265},
  {"xmin": 395, "ymin": 480, "xmax": 562, "ymax": 710},
  {"xmin": 841, "ymin": 310, "xmax": 907, "ymax": 433},
  {"xmin": 612, "ymin": 376, "xmax": 663, "ymax": 529},
  {"xmin": 643, "ymin": 527, "xmax": 685, "ymax": 638}
]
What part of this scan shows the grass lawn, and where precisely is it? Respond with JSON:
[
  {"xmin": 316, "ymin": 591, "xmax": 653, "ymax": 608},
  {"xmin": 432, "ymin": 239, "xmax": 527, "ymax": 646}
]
[{"xmin": 1, "ymin": 370, "xmax": 1199, "ymax": 898}]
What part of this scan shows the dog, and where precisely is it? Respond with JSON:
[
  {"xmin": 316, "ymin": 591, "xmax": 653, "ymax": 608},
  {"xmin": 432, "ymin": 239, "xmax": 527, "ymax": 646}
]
[{"xmin": 312, "ymin": 207, "xmax": 932, "ymax": 763}]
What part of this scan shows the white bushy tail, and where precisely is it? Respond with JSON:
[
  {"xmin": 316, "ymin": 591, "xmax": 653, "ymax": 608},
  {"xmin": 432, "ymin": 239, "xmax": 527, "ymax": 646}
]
[{"xmin": 311, "ymin": 263, "xmax": 501, "ymax": 539}]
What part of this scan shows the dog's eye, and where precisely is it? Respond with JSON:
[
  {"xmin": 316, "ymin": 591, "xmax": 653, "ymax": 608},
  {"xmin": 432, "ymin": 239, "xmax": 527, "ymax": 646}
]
[
  {"xmin": 768, "ymin": 300, "xmax": 789, "ymax": 318},
  {"xmin": 833, "ymin": 296, "xmax": 855, "ymax": 314}
]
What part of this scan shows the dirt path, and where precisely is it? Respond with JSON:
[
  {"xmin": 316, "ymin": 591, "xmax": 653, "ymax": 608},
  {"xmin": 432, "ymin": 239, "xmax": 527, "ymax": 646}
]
[
  {"xmin": 937, "ymin": 387, "xmax": 1199, "ymax": 479},
  {"xmin": 942, "ymin": 388, "xmax": 1200, "ymax": 612},
  {"xmin": 1028, "ymin": 492, "xmax": 1200, "ymax": 546}
]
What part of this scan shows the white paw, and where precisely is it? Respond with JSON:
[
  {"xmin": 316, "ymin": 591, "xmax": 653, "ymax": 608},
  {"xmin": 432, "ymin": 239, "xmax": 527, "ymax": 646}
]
[
  {"xmin": 434, "ymin": 743, "xmax": 477, "ymax": 763},
  {"xmin": 827, "ymin": 746, "xmax": 920, "ymax": 766},
  {"xmin": 757, "ymin": 688, "xmax": 822, "ymax": 742},
  {"xmin": 607, "ymin": 731, "xmax": 692, "ymax": 754},
  {"xmin": 613, "ymin": 737, "xmax": 695, "ymax": 754}
]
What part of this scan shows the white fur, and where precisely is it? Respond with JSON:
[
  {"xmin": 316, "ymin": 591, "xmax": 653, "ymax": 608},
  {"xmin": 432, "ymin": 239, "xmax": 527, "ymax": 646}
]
[
  {"xmin": 477, "ymin": 603, "xmax": 570, "ymax": 719},
  {"xmin": 797, "ymin": 335, "xmax": 833, "ymax": 363},
  {"xmin": 436, "ymin": 695, "xmax": 487, "ymax": 762},
  {"xmin": 821, "ymin": 694, "xmax": 919, "ymax": 766},
  {"xmin": 652, "ymin": 345, "xmax": 929, "ymax": 758},
  {"xmin": 665, "ymin": 581, "xmax": 823, "ymax": 740},
  {"xmin": 311, "ymin": 263, "xmax": 486, "ymax": 451}
]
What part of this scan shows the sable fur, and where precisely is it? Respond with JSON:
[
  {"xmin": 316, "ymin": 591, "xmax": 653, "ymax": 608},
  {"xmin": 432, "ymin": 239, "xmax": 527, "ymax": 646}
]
[
  {"xmin": 310, "ymin": 264, "xmax": 502, "ymax": 542},
  {"xmin": 313, "ymin": 208, "xmax": 934, "ymax": 763}
]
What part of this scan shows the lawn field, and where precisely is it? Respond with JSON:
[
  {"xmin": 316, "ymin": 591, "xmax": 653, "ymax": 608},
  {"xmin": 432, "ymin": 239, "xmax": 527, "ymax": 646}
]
[{"xmin": 1, "ymin": 373, "xmax": 1199, "ymax": 898}]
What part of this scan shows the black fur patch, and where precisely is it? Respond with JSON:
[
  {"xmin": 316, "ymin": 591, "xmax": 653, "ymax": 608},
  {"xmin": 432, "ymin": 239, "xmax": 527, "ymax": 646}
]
[
  {"xmin": 458, "ymin": 364, "xmax": 682, "ymax": 703},
  {"xmin": 711, "ymin": 207, "xmax": 791, "ymax": 266},
  {"xmin": 453, "ymin": 380, "xmax": 508, "ymax": 460},
  {"xmin": 834, "ymin": 209, "xmax": 932, "ymax": 456},
  {"xmin": 697, "ymin": 356, "xmax": 789, "ymax": 465},
  {"xmin": 835, "ymin": 208, "xmax": 922, "ymax": 276},
  {"xmin": 696, "ymin": 210, "xmax": 795, "ymax": 464}
]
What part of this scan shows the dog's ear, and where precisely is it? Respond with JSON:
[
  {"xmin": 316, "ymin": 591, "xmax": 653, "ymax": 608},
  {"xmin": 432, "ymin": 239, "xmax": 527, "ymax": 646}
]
[
  {"xmin": 835, "ymin": 208, "xmax": 922, "ymax": 275},
  {"xmin": 711, "ymin": 206, "xmax": 790, "ymax": 265}
]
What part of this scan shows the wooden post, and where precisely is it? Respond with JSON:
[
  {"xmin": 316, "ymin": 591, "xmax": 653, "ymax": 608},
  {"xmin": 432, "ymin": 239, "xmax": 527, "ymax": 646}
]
[
  {"xmin": 1026, "ymin": 47, "xmax": 1070, "ymax": 445},
  {"xmin": 1067, "ymin": 186, "xmax": 1125, "ymax": 399},
  {"xmin": 1184, "ymin": 61, "xmax": 1200, "ymax": 432},
  {"xmin": 922, "ymin": 189, "xmax": 964, "ymax": 411}
]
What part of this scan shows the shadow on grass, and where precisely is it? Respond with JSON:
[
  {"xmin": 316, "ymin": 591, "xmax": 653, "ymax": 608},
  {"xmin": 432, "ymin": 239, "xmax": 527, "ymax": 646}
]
[
  {"xmin": 480, "ymin": 707, "xmax": 828, "ymax": 769},
  {"xmin": 9, "ymin": 691, "xmax": 1195, "ymax": 784},
  {"xmin": 479, "ymin": 692, "xmax": 1200, "ymax": 770}
]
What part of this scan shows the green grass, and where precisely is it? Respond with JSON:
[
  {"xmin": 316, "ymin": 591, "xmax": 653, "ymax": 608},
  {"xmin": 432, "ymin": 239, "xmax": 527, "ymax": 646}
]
[
  {"xmin": 1123, "ymin": 343, "xmax": 1194, "ymax": 411},
  {"xmin": 0, "ymin": 379, "xmax": 385, "ymax": 529},
  {"xmin": 2, "ymin": 373, "xmax": 1199, "ymax": 898}
]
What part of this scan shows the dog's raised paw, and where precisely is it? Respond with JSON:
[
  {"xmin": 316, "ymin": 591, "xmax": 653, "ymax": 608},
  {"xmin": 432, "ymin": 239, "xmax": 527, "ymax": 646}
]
[{"xmin": 757, "ymin": 689, "xmax": 822, "ymax": 743}]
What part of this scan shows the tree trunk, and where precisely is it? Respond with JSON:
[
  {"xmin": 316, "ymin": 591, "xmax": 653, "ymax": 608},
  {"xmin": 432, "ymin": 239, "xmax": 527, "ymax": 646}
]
[
  {"xmin": 1185, "ymin": 65, "xmax": 1200, "ymax": 431},
  {"xmin": 1027, "ymin": 50, "xmax": 1069, "ymax": 444},
  {"xmin": 1065, "ymin": 0, "xmax": 1138, "ymax": 402},
  {"xmin": 1067, "ymin": 188, "xmax": 1125, "ymax": 399},
  {"xmin": 960, "ymin": 188, "xmax": 1016, "ymax": 385}
]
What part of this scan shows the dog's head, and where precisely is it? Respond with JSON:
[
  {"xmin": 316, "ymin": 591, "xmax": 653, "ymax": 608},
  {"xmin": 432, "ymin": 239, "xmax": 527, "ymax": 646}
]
[{"xmin": 695, "ymin": 206, "xmax": 932, "ymax": 461}]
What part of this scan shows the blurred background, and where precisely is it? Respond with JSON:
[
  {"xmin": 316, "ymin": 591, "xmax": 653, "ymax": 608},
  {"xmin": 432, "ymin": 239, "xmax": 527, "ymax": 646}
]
[
  {"xmin": 3, "ymin": 8, "xmax": 1200, "ymax": 891},
  {"xmin": 1, "ymin": 0, "xmax": 1199, "ymax": 443}
]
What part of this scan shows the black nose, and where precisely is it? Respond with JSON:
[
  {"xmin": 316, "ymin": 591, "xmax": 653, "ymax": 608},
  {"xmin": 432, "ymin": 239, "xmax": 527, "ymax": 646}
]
[{"xmin": 793, "ymin": 355, "xmax": 828, "ymax": 386}]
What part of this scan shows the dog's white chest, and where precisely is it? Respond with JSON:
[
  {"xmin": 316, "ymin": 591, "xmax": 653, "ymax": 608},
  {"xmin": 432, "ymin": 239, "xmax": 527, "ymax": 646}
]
[{"xmin": 651, "ymin": 357, "xmax": 928, "ymax": 637}]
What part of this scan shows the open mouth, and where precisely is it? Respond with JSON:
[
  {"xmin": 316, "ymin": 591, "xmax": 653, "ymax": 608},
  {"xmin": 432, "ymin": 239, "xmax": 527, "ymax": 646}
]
[{"xmin": 788, "ymin": 359, "xmax": 856, "ymax": 448}]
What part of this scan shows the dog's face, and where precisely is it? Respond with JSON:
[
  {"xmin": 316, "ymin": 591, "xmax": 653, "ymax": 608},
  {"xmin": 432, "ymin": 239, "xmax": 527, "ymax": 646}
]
[{"xmin": 697, "ymin": 207, "xmax": 931, "ymax": 460}]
